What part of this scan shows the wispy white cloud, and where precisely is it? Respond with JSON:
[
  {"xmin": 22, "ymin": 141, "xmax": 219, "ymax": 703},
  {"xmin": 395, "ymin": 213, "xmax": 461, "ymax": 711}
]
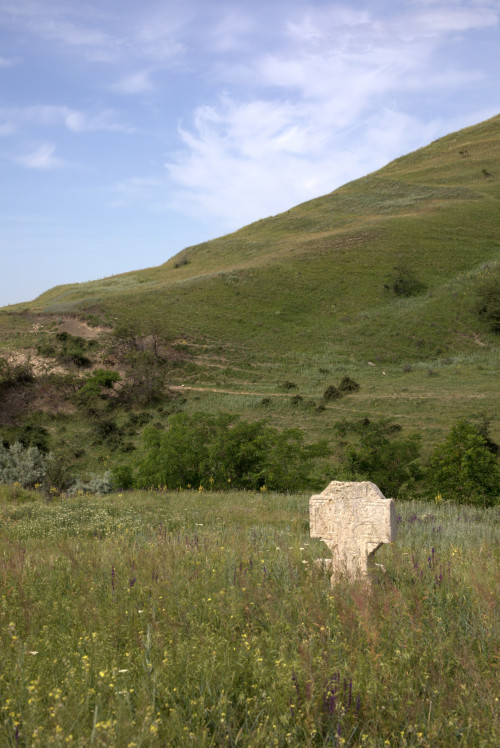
[
  {"xmin": 162, "ymin": 1, "xmax": 500, "ymax": 227},
  {"xmin": 111, "ymin": 70, "xmax": 155, "ymax": 95},
  {"xmin": 0, "ymin": 121, "xmax": 14, "ymax": 136},
  {"xmin": 164, "ymin": 99, "xmax": 439, "ymax": 229},
  {"xmin": 134, "ymin": 3, "xmax": 189, "ymax": 61},
  {"xmin": 0, "ymin": 0, "xmax": 188, "ymax": 64},
  {"xmin": 404, "ymin": 1, "xmax": 499, "ymax": 36},
  {"xmin": 0, "ymin": 105, "xmax": 134, "ymax": 133},
  {"xmin": 0, "ymin": 1, "xmax": 122, "ymax": 62},
  {"xmin": 62, "ymin": 108, "xmax": 134, "ymax": 133},
  {"xmin": 203, "ymin": 9, "xmax": 256, "ymax": 53},
  {"xmin": 0, "ymin": 56, "xmax": 17, "ymax": 67},
  {"xmin": 15, "ymin": 142, "xmax": 64, "ymax": 169}
]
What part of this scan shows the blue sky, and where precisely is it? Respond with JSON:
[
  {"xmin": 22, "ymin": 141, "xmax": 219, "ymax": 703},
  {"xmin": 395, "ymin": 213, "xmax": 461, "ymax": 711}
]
[{"xmin": 1, "ymin": 0, "xmax": 499, "ymax": 306}]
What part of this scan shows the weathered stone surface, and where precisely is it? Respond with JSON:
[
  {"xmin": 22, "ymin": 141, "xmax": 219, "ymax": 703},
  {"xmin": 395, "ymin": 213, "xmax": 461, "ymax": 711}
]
[{"xmin": 309, "ymin": 481, "xmax": 397, "ymax": 579}]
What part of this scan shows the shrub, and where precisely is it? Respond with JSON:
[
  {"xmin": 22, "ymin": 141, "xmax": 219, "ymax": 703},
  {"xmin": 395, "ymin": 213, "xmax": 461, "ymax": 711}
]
[
  {"xmin": 0, "ymin": 483, "xmax": 39, "ymax": 502},
  {"xmin": 384, "ymin": 266, "xmax": 427, "ymax": 297},
  {"xmin": 476, "ymin": 266, "xmax": 500, "ymax": 332},
  {"xmin": 119, "ymin": 351, "xmax": 166, "ymax": 405},
  {"xmin": 90, "ymin": 369, "xmax": 121, "ymax": 389},
  {"xmin": 135, "ymin": 412, "xmax": 328, "ymax": 492},
  {"xmin": 0, "ymin": 442, "xmax": 47, "ymax": 488},
  {"xmin": 55, "ymin": 332, "xmax": 95, "ymax": 367},
  {"xmin": 67, "ymin": 471, "xmax": 113, "ymax": 496},
  {"xmin": 323, "ymin": 385, "xmax": 342, "ymax": 401},
  {"xmin": 333, "ymin": 417, "xmax": 422, "ymax": 499},
  {"xmin": 338, "ymin": 376, "xmax": 360, "ymax": 392},
  {"xmin": 111, "ymin": 465, "xmax": 135, "ymax": 490},
  {"xmin": 73, "ymin": 369, "xmax": 121, "ymax": 414},
  {"xmin": 0, "ymin": 357, "xmax": 34, "ymax": 392},
  {"xmin": 91, "ymin": 419, "xmax": 123, "ymax": 446},
  {"xmin": 36, "ymin": 338, "xmax": 56, "ymax": 357},
  {"xmin": 426, "ymin": 419, "xmax": 500, "ymax": 506},
  {"xmin": 44, "ymin": 452, "xmax": 74, "ymax": 492},
  {"xmin": 2, "ymin": 423, "xmax": 51, "ymax": 453}
]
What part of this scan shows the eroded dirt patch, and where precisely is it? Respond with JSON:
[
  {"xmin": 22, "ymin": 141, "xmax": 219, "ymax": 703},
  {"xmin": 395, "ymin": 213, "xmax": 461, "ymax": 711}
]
[
  {"xmin": 5, "ymin": 350, "xmax": 67, "ymax": 376},
  {"xmin": 53, "ymin": 317, "xmax": 109, "ymax": 339}
]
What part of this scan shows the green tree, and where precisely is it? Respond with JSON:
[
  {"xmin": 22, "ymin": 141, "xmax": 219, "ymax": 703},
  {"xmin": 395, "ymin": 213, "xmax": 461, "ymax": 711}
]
[
  {"xmin": 427, "ymin": 419, "xmax": 500, "ymax": 506},
  {"xmin": 135, "ymin": 412, "xmax": 327, "ymax": 492},
  {"xmin": 334, "ymin": 417, "xmax": 422, "ymax": 498}
]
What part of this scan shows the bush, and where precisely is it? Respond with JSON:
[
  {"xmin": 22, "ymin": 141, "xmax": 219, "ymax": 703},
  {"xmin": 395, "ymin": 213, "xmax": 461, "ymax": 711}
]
[
  {"xmin": 476, "ymin": 266, "xmax": 500, "ymax": 332},
  {"xmin": 323, "ymin": 385, "xmax": 342, "ymax": 401},
  {"xmin": 384, "ymin": 266, "xmax": 427, "ymax": 297},
  {"xmin": 111, "ymin": 465, "xmax": 135, "ymax": 490},
  {"xmin": 0, "ymin": 483, "xmax": 39, "ymax": 503},
  {"xmin": 426, "ymin": 419, "xmax": 500, "ymax": 506},
  {"xmin": 0, "ymin": 442, "xmax": 47, "ymax": 488},
  {"xmin": 135, "ymin": 412, "xmax": 328, "ymax": 492},
  {"xmin": 67, "ymin": 471, "xmax": 113, "ymax": 496},
  {"xmin": 119, "ymin": 351, "xmax": 166, "ymax": 405},
  {"xmin": 333, "ymin": 417, "xmax": 422, "ymax": 499},
  {"xmin": 2, "ymin": 423, "xmax": 51, "ymax": 453},
  {"xmin": 18, "ymin": 423, "xmax": 50, "ymax": 452},
  {"xmin": 73, "ymin": 369, "xmax": 121, "ymax": 414},
  {"xmin": 91, "ymin": 419, "xmax": 122, "ymax": 445},
  {"xmin": 55, "ymin": 332, "xmax": 95, "ymax": 367},
  {"xmin": 0, "ymin": 357, "xmax": 34, "ymax": 393},
  {"xmin": 44, "ymin": 452, "xmax": 74, "ymax": 492},
  {"xmin": 338, "ymin": 376, "xmax": 360, "ymax": 392}
]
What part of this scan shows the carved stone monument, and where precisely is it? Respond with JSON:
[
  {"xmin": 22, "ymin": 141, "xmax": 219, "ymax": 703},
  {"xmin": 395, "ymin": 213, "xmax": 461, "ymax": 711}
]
[{"xmin": 309, "ymin": 481, "xmax": 397, "ymax": 580}]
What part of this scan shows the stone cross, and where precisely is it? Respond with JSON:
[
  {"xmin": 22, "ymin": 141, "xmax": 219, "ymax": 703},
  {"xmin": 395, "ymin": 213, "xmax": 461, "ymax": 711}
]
[{"xmin": 309, "ymin": 480, "xmax": 397, "ymax": 580}]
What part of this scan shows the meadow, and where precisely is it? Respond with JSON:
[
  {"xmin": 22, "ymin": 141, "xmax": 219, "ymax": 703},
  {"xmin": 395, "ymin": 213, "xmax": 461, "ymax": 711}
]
[{"xmin": 1, "ymin": 488, "xmax": 498, "ymax": 746}]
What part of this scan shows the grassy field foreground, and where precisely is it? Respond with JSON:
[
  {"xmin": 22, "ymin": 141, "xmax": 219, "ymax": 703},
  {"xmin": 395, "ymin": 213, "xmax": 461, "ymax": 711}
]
[{"xmin": 0, "ymin": 489, "xmax": 498, "ymax": 747}]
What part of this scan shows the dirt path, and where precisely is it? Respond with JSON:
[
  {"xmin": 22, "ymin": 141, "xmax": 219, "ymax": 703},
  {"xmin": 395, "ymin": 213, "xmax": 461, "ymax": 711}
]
[{"xmin": 170, "ymin": 385, "xmax": 292, "ymax": 398}]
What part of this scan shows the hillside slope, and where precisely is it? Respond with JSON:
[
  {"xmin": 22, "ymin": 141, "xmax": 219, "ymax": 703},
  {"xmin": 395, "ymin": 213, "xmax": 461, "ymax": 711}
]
[
  {"xmin": 15, "ymin": 114, "xmax": 499, "ymax": 363},
  {"xmin": 0, "ymin": 115, "xmax": 499, "ymax": 469}
]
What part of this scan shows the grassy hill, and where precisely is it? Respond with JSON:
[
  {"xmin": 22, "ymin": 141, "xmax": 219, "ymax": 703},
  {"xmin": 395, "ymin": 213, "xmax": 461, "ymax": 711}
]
[{"xmin": 1, "ymin": 114, "xmax": 499, "ymax": 477}]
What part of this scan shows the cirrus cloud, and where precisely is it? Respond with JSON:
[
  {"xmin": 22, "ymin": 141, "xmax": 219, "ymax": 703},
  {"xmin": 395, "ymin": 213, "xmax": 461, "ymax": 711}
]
[
  {"xmin": 163, "ymin": 1, "xmax": 500, "ymax": 228},
  {"xmin": 15, "ymin": 142, "xmax": 64, "ymax": 169}
]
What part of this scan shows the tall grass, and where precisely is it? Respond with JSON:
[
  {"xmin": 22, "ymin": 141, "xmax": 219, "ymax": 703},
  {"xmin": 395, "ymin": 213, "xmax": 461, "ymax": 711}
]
[{"xmin": 1, "ymin": 490, "xmax": 498, "ymax": 746}]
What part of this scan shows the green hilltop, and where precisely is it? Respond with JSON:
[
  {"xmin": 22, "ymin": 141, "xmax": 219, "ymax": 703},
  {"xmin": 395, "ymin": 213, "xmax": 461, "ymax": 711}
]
[
  {"xmin": 1, "ymin": 114, "xmax": 499, "ymax": 472},
  {"xmin": 24, "ymin": 113, "xmax": 500, "ymax": 359}
]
